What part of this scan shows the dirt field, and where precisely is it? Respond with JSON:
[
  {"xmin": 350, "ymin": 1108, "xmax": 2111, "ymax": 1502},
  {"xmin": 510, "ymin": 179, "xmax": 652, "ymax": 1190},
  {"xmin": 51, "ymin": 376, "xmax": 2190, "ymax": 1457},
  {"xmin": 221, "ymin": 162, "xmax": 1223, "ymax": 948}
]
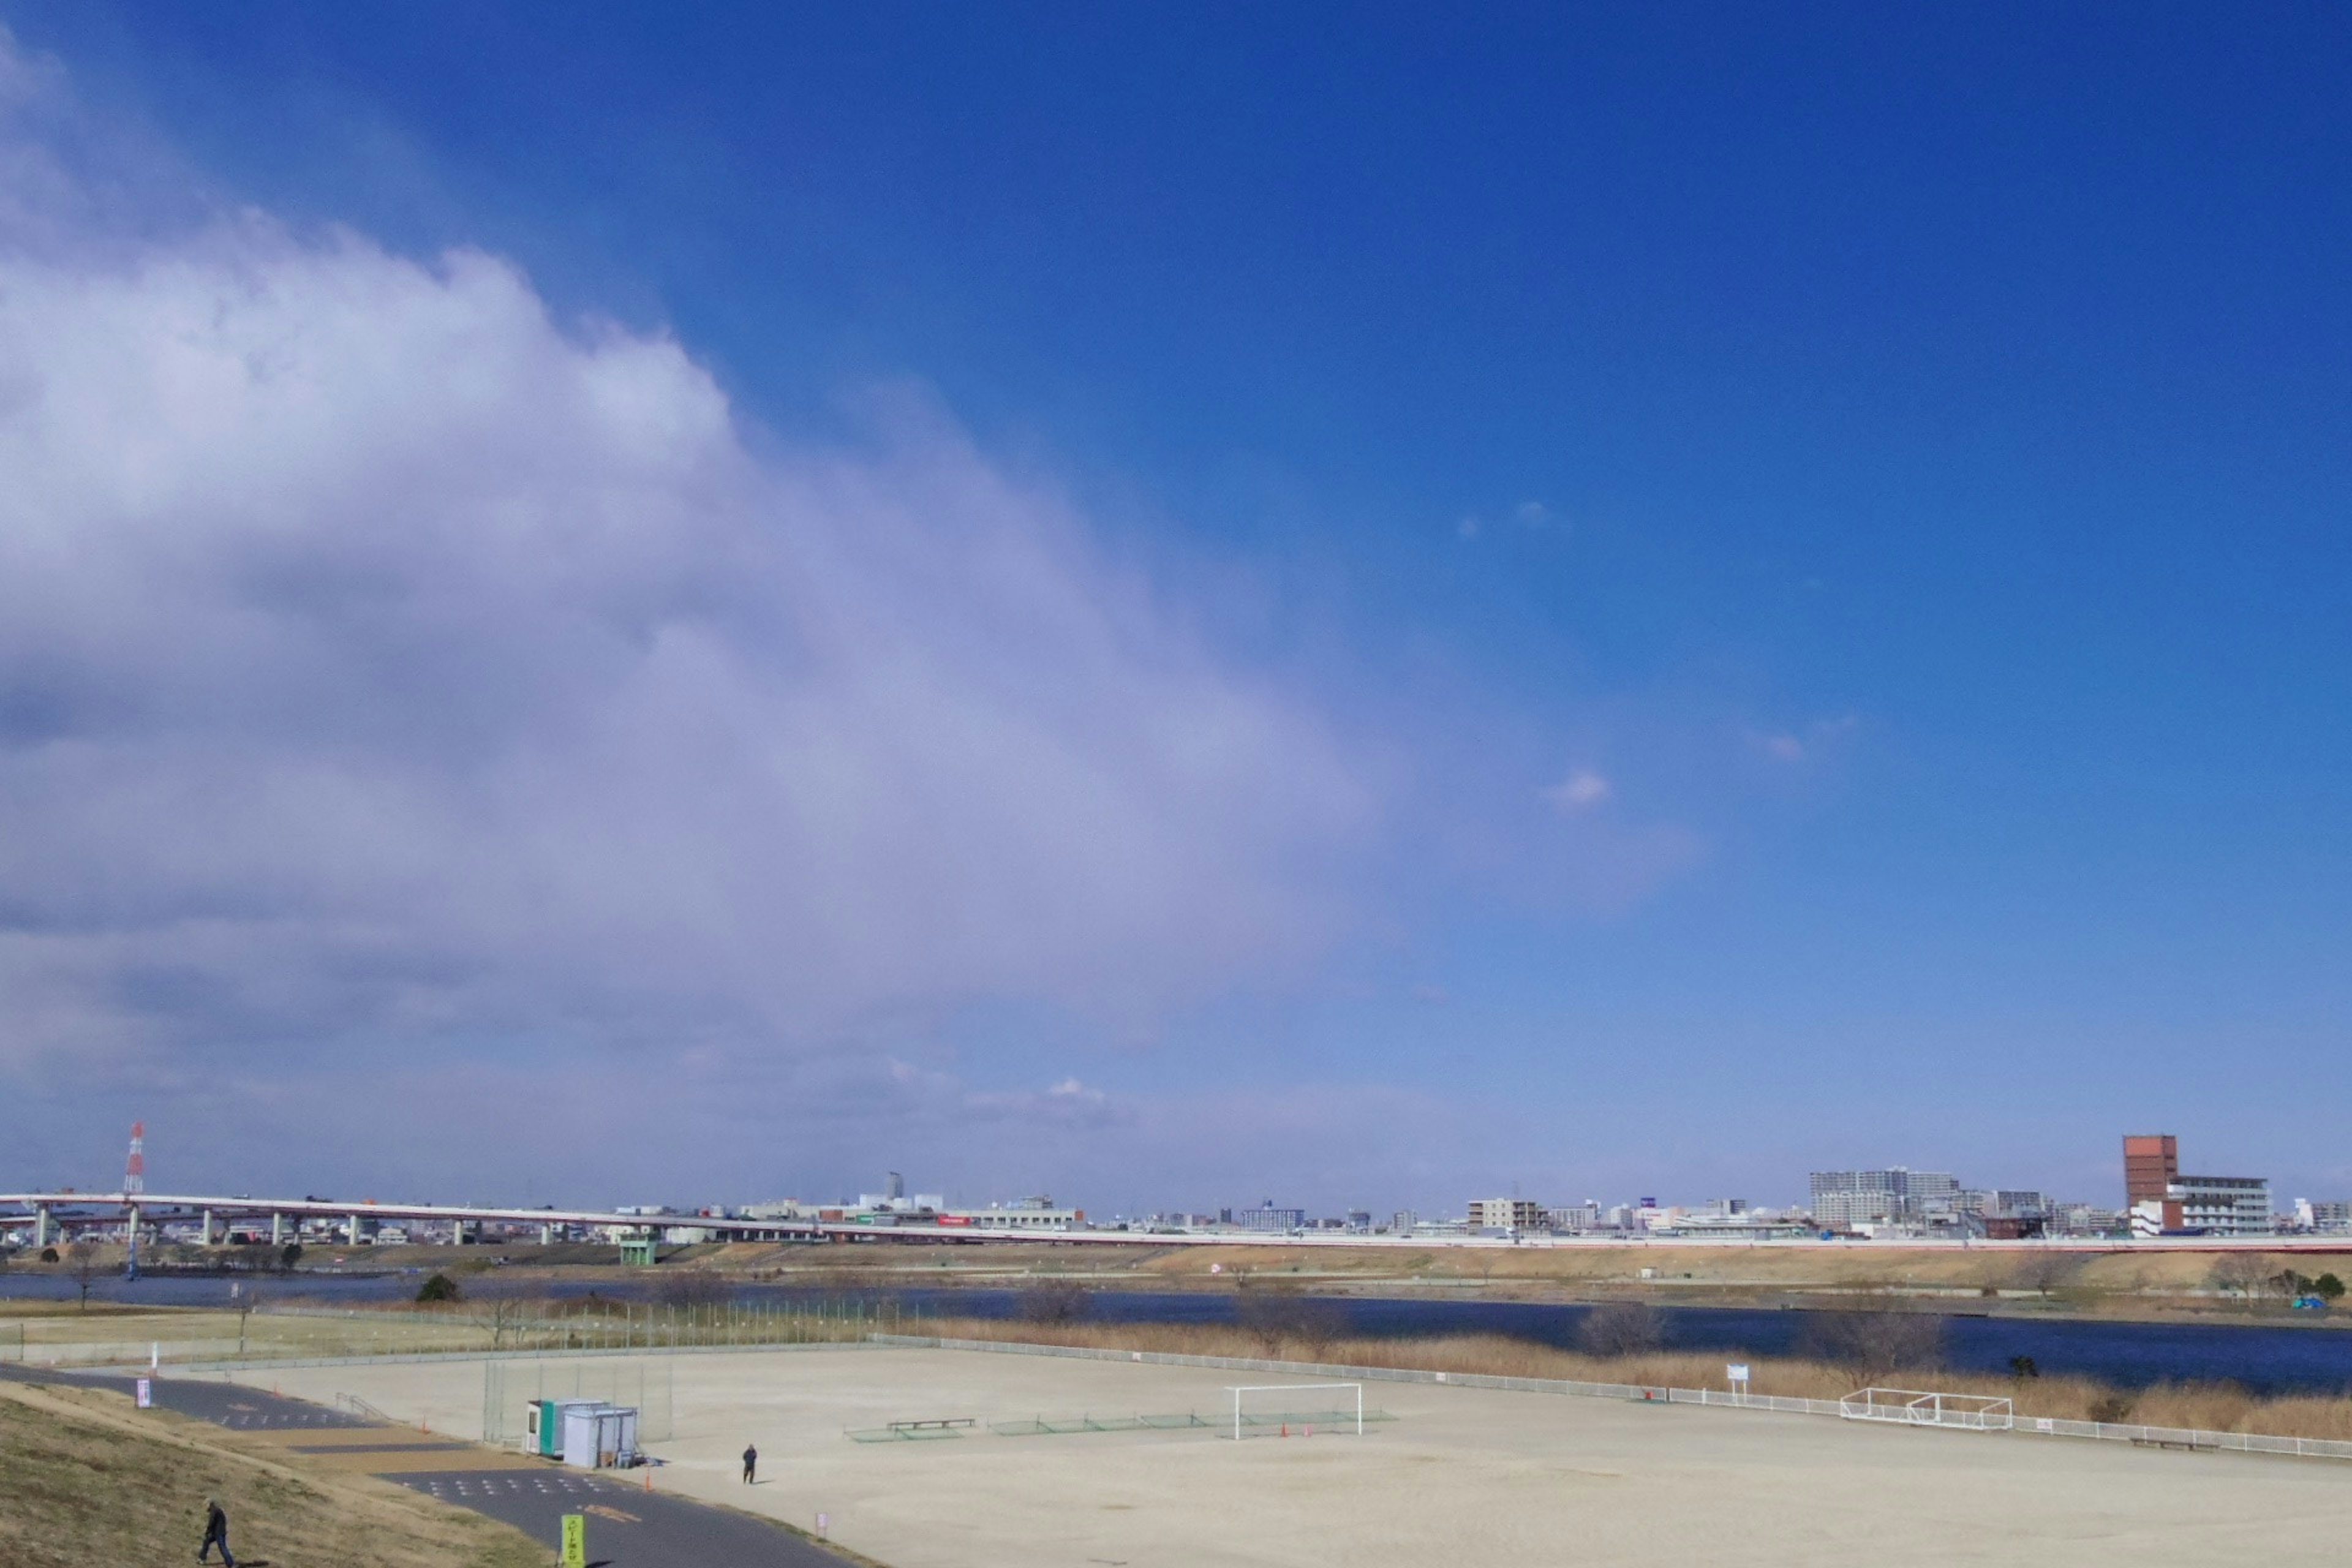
[{"xmin": 239, "ymin": 1344, "xmax": 2352, "ymax": 1567}]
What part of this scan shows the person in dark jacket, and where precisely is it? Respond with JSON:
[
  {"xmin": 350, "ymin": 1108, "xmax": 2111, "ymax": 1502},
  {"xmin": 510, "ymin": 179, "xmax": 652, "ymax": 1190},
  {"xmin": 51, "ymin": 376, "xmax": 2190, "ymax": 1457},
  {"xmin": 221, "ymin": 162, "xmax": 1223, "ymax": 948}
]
[
  {"xmin": 198, "ymin": 1497, "xmax": 236, "ymax": 1566},
  {"xmin": 742, "ymin": 1442, "xmax": 758, "ymax": 1483}
]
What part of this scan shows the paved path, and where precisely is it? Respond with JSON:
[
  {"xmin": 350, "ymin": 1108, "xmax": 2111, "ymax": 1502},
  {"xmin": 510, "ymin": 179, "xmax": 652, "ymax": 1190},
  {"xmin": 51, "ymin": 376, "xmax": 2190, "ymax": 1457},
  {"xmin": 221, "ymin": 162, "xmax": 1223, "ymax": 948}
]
[
  {"xmin": 13, "ymin": 1366, "xmax": 852, "ymax": 1567},
  {"xmin": 389, "ymin": 1469, "xmax": 853, "ymax": 1568}
]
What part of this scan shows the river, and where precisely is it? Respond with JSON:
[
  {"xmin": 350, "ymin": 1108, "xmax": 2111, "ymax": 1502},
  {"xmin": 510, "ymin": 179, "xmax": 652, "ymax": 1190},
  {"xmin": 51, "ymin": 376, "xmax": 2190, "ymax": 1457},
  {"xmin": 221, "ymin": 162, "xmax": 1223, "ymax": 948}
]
[{"xmin": 7, "ymin": 1272, "xmax": 2350, "ymax": 1396}]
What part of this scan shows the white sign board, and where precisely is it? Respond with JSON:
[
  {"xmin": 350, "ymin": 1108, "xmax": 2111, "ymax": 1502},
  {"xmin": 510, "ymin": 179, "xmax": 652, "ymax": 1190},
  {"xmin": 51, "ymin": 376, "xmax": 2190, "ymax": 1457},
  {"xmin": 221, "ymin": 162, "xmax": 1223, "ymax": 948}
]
[
  {"xmin": 1726, "ymin": 1363, "xmax": 1751, "ymax": 1384},
  {"xmin": 135, "ymin": 1378, "xmax": 152, "ymax": 1409}
]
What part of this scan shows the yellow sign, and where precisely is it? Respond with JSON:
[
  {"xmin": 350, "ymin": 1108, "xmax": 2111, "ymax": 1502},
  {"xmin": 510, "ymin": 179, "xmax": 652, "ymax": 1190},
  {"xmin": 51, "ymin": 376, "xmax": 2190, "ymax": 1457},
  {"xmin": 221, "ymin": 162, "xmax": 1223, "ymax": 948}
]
[{"xmin": 560, "ymin": 1513, "xmax": 586, "ymax": 1568}]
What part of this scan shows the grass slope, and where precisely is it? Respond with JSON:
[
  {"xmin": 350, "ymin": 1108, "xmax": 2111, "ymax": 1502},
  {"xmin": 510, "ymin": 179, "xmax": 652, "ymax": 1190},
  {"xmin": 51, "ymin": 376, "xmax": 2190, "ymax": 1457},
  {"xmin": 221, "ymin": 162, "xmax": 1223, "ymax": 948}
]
[{"xmin": 0, "ymin": 1379, "xmax": 545, "ymax": 1568}]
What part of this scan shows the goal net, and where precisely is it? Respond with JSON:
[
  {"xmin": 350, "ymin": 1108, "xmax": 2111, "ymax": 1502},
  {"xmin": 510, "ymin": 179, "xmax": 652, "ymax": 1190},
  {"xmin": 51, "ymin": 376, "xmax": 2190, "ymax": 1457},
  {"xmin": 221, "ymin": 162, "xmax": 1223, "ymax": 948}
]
[
  {"xmin": 1838, "ymin": 1387, "xmax": 2013, "ymax": 1431},
  {"xmin": 1224, "ymin": 1382, "xmax": 1365, "ymax": 1439}
]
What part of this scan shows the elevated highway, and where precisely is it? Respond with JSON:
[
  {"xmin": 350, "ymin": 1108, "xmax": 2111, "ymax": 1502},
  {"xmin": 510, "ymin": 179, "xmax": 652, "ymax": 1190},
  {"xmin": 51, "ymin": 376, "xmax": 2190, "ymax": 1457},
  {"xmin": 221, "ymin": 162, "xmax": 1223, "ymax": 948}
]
[{"xmin": 4, "ymin": 1191, "xmax": 2346, "ymax": 1256}]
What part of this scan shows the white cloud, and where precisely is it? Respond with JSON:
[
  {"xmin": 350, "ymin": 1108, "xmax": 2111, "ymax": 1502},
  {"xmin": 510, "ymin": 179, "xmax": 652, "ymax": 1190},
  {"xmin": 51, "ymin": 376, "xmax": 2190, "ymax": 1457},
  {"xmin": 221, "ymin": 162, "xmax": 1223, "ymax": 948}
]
[
  {"xmin": 1542, "ymin": 767, "xmax": 1613, "ymax": 813},
  {"xmin": 0, "ymin": 33, "xmax": 1376, "ymax": 1088},
  {"xmin": 1752, "ymin": 713, "xmax": 1861, "ymax": 765},
  {"xmin": 1454, "ymin": 499, "xmax": 1561, "ymax": 543}
]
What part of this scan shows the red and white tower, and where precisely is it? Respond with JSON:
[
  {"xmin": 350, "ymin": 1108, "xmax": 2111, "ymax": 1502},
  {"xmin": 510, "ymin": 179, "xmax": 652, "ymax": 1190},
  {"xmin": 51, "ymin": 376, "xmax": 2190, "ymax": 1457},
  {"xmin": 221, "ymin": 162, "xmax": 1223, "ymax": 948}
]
[{"xmin": 124, "ymin": 1121, "xmax": 145, "ymax": 1196}]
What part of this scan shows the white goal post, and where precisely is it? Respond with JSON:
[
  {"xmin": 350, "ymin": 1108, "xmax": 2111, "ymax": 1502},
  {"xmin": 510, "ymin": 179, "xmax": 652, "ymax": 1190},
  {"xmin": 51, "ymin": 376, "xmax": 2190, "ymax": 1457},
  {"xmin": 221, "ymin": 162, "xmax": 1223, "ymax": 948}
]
[
  {"xmin": 1224, "ymin": 1382, "xmax": 1365, "ymax": 1439},
  {"xmin": 1839, "ymin": 1387, "xmax": 2013, "ymax": 1431}
]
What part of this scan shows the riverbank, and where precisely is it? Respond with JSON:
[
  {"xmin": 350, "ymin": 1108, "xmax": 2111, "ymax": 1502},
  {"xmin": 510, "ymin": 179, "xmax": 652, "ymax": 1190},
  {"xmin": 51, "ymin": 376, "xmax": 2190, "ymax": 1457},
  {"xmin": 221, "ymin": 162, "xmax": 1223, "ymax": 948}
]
[
  {"xmin": 913, "ymin": 1314, "xmax": 2352, "ymax": 1440},
  {"xmin": 17, "ymin": 1234, "xmax": 2352, "ymax": 1327}
]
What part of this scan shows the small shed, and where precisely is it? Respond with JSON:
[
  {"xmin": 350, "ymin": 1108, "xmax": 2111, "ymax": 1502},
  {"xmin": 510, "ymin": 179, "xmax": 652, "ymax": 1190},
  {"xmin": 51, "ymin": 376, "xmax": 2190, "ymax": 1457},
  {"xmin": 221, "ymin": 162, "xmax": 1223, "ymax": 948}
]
[{"xmin": 560, "ymin": 1401, "xmax": 640, "ymax": 1469}]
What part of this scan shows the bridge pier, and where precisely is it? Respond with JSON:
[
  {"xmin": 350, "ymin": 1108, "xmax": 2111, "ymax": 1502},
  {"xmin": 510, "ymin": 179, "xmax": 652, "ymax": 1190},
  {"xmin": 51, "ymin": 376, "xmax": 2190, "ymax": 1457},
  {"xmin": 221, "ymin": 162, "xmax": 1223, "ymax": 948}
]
[
  {"xmin": 200, "ymin": 1208, "xmax": 216, "ymax": 1247},
  {"xmin": 347, "ymin": 1212, "xmax": 363, "ymax": 1246},
  {"xmin": 541, "ymin": 1221, "xmax": 556, "ymax": 1246},
  {"xmin": 451, "ymin": 1219, "xmax": 470, "ymax": 1246},
  {"xmin": 270, "ymin": 1212, "xmax": 285, "ymax": 1247},
  {"xmin": 33, "ymin": 1204, "xmax": 50, "ymax": 1250}
]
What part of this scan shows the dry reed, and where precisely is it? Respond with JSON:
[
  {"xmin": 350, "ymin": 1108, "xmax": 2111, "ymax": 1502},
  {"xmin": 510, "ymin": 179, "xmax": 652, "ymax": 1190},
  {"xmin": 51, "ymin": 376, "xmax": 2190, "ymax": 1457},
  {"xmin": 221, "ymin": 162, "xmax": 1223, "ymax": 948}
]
[{"xmin": 913, "ymin": 1316, "xmax": 2352, "ymax": 1439}]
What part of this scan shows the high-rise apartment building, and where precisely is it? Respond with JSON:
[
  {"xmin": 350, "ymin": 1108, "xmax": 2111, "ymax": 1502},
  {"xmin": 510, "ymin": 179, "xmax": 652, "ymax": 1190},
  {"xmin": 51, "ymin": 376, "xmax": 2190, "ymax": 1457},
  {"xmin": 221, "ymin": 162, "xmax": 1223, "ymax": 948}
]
[
  {"xmin": 1809, "ymin": 1168, "xmax": 1961, "ymax": 1228},
  {"xmin": 2123, "ymin": 1134, "xmax": 2178, "ymax": 1205}
]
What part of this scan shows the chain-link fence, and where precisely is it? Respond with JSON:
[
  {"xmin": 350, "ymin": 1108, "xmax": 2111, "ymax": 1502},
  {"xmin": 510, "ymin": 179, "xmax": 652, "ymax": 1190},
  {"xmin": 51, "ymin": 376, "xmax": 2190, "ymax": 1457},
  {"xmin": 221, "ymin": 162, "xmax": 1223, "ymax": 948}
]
[{"xmin": 482, "ymin": 1355, "xmax": 676, "ymax": 1444}]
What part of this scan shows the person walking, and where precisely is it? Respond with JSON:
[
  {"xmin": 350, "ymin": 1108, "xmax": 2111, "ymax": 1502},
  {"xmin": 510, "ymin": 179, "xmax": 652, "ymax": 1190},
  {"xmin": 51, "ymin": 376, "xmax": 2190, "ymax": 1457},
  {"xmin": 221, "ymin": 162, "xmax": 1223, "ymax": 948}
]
[
  {"xmin": 197, "ymin": 1496, "xmax": 236, "ymax": 1566},
  {"xmin": 741, "ymin": 1442, "xmax": 758, "ymax": 1483}
]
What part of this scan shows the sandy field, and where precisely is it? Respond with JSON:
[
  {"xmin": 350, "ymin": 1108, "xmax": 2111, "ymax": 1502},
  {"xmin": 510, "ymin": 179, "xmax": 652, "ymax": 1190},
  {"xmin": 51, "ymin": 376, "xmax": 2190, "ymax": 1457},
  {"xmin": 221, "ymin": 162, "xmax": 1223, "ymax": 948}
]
[{"xmin": 235, "ymin": 1345, "xmax": 2351, "ymax": 1567}]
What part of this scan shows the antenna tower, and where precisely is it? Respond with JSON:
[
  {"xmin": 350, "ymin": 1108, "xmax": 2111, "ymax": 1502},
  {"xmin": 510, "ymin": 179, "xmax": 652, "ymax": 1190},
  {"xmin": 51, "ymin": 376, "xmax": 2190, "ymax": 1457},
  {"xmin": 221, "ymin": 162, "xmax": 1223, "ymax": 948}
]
[{"xmin": 124, "ymin": 1121, "xmax": 145, "ymax": 1196}]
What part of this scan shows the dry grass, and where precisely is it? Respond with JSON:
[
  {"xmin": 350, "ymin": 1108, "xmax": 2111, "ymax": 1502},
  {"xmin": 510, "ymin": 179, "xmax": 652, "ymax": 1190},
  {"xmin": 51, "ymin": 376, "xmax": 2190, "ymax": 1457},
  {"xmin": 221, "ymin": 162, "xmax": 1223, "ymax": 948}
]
[
  {"xmin": 911, "ymin": 1316, "xmax": 2352, "ymax": 1439},
  {"xmin": 0, "ymin": 1378, "xmax": 543, "ymax": 1568}
]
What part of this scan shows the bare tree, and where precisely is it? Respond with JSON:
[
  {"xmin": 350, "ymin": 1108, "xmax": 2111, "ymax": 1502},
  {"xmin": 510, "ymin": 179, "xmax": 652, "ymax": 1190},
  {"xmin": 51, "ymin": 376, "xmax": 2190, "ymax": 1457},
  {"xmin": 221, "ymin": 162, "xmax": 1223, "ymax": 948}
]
[
  {"xmin": 1802, "ymin": 1310, "xmax": 1945, "ymax": 1382},
  {"xmin": 463, "ymin": 1277, "xmax": 535, "ymax": 1349},
  {"xmin": 2207, "ymin": 1253, "xmax": 2274, "ymax": 1304},
  {"xmin": 1016, "ymin": 1276, "xmax": 1092, "ymax": 1325},
  {"xmin": 1577, "ymin": 1300, "xmax": 1665, "ymax": 1357},
  {"xmin": 1232, "ymin": 1284, "xmax": 1346, "ymax": 1359},
  {"xmin": 66, "ymin": 1239, "xmax": 102, "ymax": 1313},
  {"xmin": 2012, "ymin": 1251, "xmax": 2081, "ymax": 1300}
]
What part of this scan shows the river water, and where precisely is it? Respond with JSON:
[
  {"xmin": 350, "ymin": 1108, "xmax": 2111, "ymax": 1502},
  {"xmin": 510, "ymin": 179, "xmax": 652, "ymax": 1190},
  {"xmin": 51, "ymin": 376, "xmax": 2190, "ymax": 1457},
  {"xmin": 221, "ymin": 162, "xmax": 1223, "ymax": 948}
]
[{"xmin": 9, "ymin": 1272, "xmax": 2350, "ymax": 1396}]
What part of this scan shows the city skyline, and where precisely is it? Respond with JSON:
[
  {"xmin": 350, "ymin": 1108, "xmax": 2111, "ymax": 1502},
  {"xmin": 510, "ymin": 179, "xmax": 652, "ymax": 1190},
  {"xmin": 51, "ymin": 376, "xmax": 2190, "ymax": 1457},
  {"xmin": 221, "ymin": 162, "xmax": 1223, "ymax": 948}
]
[{"xmin": 1, "ymin": 9, "xmax": 2347, "ymax": 1210}]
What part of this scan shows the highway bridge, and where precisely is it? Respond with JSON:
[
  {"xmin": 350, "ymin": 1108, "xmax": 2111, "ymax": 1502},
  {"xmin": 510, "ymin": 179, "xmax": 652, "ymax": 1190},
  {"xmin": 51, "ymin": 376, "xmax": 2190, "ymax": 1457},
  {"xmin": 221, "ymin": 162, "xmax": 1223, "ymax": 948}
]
[{"xmin": 0, "ymin": 1191, "xmax": 825, "ymax": 1251}]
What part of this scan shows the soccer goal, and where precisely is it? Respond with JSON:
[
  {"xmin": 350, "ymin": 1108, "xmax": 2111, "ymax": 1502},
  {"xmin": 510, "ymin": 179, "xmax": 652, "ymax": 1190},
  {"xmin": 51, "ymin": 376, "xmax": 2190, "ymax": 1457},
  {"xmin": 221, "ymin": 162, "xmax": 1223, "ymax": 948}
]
[
  {"xmin": 1839, "ymin": 1387, "xmax": 2013, "ymax": 1431},
  {"xmin": 1224, "ymin": 1382, "xmax": 1365, "ymax": 1439}
]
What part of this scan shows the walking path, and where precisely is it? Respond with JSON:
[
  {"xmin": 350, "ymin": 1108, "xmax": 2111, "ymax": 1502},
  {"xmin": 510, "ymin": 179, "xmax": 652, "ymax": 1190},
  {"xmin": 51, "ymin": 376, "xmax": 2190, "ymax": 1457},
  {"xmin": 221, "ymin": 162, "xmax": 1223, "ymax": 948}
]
[{"xmin": 6, "ymin": 1365, "xmax": 856, "ymax": 1568}]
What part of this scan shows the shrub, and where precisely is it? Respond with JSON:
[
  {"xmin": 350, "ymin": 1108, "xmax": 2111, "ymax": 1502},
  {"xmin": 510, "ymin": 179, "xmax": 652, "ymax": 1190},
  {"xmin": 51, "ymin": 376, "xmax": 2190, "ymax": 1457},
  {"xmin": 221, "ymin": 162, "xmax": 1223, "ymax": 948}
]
[
  {"xmin": 415, "ymin": 1272, "xmax": 462, "ymax": 1303},
  {"xmin": 2315, "ymin": 1273, "xmax": 2346, "ymax": 1301},
  {"xmin": 1016, "ymin": 1277, "xmax": 1091, "ymax": 1325},
  {"xmin": 1577, "ymin": 1300, "xmax": 1665, "ymax": 1357}
]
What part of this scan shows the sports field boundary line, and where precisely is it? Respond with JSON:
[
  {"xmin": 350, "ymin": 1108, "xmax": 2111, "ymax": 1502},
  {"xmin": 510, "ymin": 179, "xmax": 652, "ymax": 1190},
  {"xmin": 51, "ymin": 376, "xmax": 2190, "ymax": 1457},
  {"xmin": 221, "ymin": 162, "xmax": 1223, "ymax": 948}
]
[{"xmin": 865, "ymin": 1333, "xmax": 2352, "ymax": 1466}]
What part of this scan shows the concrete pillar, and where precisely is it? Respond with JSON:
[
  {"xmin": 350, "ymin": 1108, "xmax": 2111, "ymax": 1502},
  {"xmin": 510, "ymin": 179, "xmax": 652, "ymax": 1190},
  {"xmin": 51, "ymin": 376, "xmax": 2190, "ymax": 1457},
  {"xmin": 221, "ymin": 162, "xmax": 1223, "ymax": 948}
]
[
  {"xmin": 200, "ymin": 1208, "xmax": 216, "ymax": 1247},
  {"xmin": 347, "ymin": 1212, "xmax": 363, "ymax": 1246},
  {"xmin": 126, "ymin": 1204, "xmax": 140, "ymax": 1256},
  {"xmin": 33, "ymin": 1205, "xmax": 50, "ymax": 1250},
  {"xmin": 270, "ymin": 1212, "xmax": 285, "ymax": 1246},
  {"xmin": 541, "ymin": 1221, "xmax": 556, "ymax": 1246},
  {"xmin": 451, "ymin": 1219, "xmax": 469, "ymax": 1246}
]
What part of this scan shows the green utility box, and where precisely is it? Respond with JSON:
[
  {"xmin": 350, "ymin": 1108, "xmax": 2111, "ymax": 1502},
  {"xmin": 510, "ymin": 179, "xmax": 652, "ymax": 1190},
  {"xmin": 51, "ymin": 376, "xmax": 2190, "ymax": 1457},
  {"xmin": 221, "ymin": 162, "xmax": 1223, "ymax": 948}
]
[{"xmin": 619, "ymin": 1235, "xmax": 657, "ymax": 1266}]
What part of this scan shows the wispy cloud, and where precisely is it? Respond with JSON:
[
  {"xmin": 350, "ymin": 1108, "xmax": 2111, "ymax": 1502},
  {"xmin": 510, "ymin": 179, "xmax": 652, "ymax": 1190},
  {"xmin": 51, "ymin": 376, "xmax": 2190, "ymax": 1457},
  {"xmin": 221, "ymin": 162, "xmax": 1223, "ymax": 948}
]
[
  {"xmin": 1751, "ymin": 713, "xmax": 1862, "ymax": 764},
  {"xmin": 1541, "ymin": 767, "xmax": 1613, "ymax": 813},
  {"xmin": 1455, "ymin": 499, "xmax": 1561, "ymax": 541}
]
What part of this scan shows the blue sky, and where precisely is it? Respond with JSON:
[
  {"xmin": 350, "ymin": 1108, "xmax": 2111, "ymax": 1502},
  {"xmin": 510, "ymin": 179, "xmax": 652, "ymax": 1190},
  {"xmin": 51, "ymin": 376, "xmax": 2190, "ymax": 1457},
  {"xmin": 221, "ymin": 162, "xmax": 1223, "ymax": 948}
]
[{"xmin": 1, "ymin": 6, "xmax": 2346, "ymax": 1213}]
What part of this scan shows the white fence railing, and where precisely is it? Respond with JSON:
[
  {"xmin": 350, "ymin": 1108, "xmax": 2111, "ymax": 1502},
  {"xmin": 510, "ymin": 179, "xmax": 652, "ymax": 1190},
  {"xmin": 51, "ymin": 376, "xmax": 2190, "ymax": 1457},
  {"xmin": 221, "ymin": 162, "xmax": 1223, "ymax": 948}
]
[{"xmin": 867, "ymin": 1334, "xmax": 2352, "ymax": 1465}]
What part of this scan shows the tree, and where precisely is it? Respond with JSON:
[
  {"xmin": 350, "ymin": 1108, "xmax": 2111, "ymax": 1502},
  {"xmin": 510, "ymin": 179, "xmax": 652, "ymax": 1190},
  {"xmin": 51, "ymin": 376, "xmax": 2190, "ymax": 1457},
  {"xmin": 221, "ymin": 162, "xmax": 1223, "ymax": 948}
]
[
  {"xmin": 464, "ymin": 1278, "xmax": 533, "ymax": 1349},
  {"xmin": 66, "ymin": 1239, "xmax": 102, "ymax": 1313},
  {"xmin": 1577, "ymin": 1300, "xmax": 1665, "ymax": 1358},
  {"xmin": 1803, "ymin": 1311, "xmax": 1945, "ymax": 1381},
  {"xmin": 279, "ymin": 1242, "xmax": 303, "ymax": 1271},
  {"xmin": 1232, "ymin": 1284, "xmax": 1346, "ymax": 1359},
  {"xmin": 1016, "ymin": 1276, "xmax": 1091, "ymax": 1326},
  {"xmin": 2207, "ymin": 1253, "xmax": 2274, "ymax": 1303},
  {"xmin": 2316, "ymin": 1273, "xmax": 2346, "ymax": 1302},
  {"xmin": 2012, "ymin": 1252, "xmax": 2080, "ymax": 1300},
  {"xmin": 416, "ymin": 1272, "xmax": 463, "ymax": 1303}
]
